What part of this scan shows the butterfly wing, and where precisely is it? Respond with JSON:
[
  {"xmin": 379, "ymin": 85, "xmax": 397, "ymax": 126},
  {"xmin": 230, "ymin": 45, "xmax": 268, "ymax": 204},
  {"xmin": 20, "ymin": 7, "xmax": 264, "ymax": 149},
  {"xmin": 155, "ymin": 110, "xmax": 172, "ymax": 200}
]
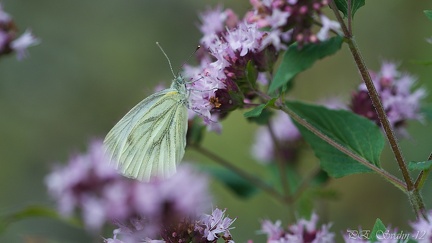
[{"xmin": 104, "ymin": 88, "xmax": 188, "ymax": 181}]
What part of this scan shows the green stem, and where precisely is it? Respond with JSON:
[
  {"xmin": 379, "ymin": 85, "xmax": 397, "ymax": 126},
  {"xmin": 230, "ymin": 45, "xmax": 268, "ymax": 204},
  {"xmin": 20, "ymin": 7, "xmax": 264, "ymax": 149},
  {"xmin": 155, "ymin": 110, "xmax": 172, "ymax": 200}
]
[
  {"xmin": 328, "ymin": 0, "xmax": 350, "ymax": 37},
  {"xmin": 329, "ymin": 0, "xmax": 424, "ymax": 214},
  {"xmin": 329, "ymin": 0, "xmax": 413, "ymax": 189},
  {"xmin": 345, "ymin": 38, "xmax": 414, "ymax": 188},
  {"xmin": 190, "ymin": 145, "xmax": 289, "ymax": 204},
  {"xmin": 408, "ymin": 189, "xmax": 427, "ymax": 219}
]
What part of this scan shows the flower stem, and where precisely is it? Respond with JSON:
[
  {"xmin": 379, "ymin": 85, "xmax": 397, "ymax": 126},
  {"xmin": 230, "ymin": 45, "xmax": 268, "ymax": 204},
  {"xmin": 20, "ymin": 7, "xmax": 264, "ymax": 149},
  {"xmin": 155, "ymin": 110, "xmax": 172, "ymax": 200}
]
[
  {"xmin": 190, "ymin": 144, "xmax": 289, "ymax": 205},
  {"xmin": 328, "ymin": 0, "xmax": 425, "ymax": 215},
  {"xmin": 329, "ymin": 0, "xmax": 413, "ymax": 190},
  {"xmin": 346, "ymin": 39, "xmax": 414, "ymax": 187},
  {"xmin": 408, "ymin": 189, "xmax": 427, "ymax": 219},
  {"xmin": 328, "ymin": 0, "xmax": 350, "ymax": 37}
]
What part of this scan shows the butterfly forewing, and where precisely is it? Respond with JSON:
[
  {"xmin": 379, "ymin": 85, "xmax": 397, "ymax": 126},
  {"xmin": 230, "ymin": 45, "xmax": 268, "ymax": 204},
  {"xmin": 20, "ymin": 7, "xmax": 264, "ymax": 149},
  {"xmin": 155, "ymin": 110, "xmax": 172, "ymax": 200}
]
[{"xmin": 104, "ymin": 86, "xmax": 188, "ymax": 181}]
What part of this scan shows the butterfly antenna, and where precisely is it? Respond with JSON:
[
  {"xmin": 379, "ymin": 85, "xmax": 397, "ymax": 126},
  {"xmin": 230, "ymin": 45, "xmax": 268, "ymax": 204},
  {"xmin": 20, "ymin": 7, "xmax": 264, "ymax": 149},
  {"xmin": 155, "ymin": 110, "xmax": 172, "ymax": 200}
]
[
  {"xmin": 180, "ymin": 45, "xmax": 201, "ymax": 70},
  {"xmin": 156, "ymin": 42, "xmax": 176, "ymax": 78}
]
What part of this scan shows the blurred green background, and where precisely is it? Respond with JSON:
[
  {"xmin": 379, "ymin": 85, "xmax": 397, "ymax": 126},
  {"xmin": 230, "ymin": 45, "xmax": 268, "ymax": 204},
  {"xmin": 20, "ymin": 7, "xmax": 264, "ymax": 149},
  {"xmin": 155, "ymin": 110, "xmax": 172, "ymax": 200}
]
[{"xmin": 1, "ymin": 0, "xmax": 432, "ymax": 242}]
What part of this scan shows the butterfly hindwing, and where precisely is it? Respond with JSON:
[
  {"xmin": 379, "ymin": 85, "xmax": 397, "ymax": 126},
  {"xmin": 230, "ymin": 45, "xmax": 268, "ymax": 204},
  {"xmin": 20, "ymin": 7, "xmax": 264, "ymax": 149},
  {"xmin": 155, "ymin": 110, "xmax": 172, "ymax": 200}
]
[{"xmin": 104, "ymin": 88, "xmax": 188, "ymax": 181}]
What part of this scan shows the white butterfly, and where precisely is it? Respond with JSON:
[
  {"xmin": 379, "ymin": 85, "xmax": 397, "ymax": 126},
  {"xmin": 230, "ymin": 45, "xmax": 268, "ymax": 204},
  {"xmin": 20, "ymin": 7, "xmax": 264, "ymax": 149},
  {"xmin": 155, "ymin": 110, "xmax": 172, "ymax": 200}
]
[{"xmin": 104, "ymin": 44, "xmax": 189, "ymax": 181}]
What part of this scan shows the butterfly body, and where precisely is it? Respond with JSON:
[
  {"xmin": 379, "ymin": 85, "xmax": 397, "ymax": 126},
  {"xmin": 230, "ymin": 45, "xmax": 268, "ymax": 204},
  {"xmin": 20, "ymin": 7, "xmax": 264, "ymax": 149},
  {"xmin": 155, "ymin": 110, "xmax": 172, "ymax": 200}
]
[{"xmin": 104, "ymin": 76, "xmax": 188, "ymax": 181}]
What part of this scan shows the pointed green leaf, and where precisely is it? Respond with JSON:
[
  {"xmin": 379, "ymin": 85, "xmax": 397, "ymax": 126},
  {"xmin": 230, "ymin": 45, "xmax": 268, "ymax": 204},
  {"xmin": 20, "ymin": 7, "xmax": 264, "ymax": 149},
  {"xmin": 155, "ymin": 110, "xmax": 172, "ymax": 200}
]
[
  {"xmin": 269, "ymin": 36, "xmax": 343, "ymax": 94},
  {"xmin": 408, "ymin": 160, "xmax": 432, "ymax": 171},
  {"xmin": 286, "ymin": 101, "xmax": 384, "ymax": 178},
  {"xmin": 244, "ymin": 104, "xmax": 266, "ymax": 118},
  {"xmin": 425, "ymin": 10, "xmax": 432, "ymax": 21},
  {"xmin": 370, "ymin": 218, "xmax": 386, "ymax": 242},
  {"xmin": 334, "ymin": 0, "xmax": 365, "ymax": 18},
  {"xmin": 247, "ymin": 108, "xmax": 273, "ymax": 125},
  {"xmin": 244, "ymin": 98, "xmax": 277, "ymax": 118}
]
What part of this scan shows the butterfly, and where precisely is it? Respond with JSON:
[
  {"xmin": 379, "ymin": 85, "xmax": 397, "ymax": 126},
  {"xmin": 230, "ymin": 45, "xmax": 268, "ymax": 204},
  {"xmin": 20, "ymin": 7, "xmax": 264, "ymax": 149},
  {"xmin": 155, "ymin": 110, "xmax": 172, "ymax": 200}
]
[{"xmin": 104, "ymin": 43, "xmax": 189, "ymax": 181}]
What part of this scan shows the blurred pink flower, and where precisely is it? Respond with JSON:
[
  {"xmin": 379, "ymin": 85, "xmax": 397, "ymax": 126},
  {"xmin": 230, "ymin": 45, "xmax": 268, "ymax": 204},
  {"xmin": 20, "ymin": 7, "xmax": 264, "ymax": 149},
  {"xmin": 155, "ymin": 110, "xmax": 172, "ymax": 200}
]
[
  {"xmin": 351, "ymin": 61, "xmax": 426, "ymax": 135},
  {"xmin": 260, "ymin": 213, "xmax": 335, "ymax": 243}
]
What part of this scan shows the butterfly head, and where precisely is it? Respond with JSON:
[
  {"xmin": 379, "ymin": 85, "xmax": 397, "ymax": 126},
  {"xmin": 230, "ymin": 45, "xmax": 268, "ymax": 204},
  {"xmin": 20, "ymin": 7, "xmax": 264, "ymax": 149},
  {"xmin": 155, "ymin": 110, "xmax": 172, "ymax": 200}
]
[
  {"xmin": 171, "ymin": 76, "xmax": 189, "ymax": 105},
  {"xmin": 171, "ymin": 75, "xmax": 186, "ymax": 90}
]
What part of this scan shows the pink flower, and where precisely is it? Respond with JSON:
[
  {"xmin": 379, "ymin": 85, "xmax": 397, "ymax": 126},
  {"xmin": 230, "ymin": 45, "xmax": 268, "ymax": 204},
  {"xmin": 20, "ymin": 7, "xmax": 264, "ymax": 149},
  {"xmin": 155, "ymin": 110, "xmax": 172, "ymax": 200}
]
[
  {"xmin": 0, "ymin": 4, "xmax": 11, "ymax": 23},
  {"xmin": 199, "ymin": 208, "xmax": 236, "ymax": 242},
  {"xmin": 45, "ymin": 141, "xmax": 123, "ymax": 231},
  {"xmin": 317, "ymin": 15, "xmax": 341, "ymax": 41},
  {"xmin": 260, "ymin": 219, "xmax": 284, "ymax": 240},
  {"xmin": 187, "ymin": 13, "xmax": 266, "ymax": 130},
  {"xmin": 198, "ymin": 6, "xmax": 239, "ymax": 48},
  {"xmin": 260, "ymin": 213, "xmax": 335, "ymax": 243},
  {"xmin": 224, "ymin": 22, "xmax": 263, "ymax": 57},
  {"xmin": 351, "ymin": 61, "xmax": 427, "ymax": 135},
  {"xmin": 46, "ymin": 141, "xmax": 211, "ymax": 236},
  {"xmin": 410, "ymin": 211, "xmax": 432, "ymax": 243},
  {"xmin": 11, "ymin": 29, "xmax": 40, "ymax": 60},
  {"xmin": 0, "ymin": 4, "xmax": 39, "ymax": 60}
]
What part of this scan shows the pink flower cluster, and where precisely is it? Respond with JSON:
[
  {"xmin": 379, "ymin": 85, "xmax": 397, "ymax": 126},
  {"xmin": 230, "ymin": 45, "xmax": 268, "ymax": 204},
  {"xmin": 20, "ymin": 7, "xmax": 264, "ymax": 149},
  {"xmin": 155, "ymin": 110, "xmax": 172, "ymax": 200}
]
[
  {"xmin": 106, "ymin": 207, "xmax": 236, "ymax": 243},
  {"xmin": 184, "ymin": 2, "xmax": 340, "ymax": 131},
  {"xmin": 260, "ymin": 213, "xmax": 334, "ymax": 243},
  {"xmin": 246, "ymin": 0, "xmax": 340, "ymax": 49},
  {"xmin": 0, "ymin": 3, "xmax": 39, "ymax": 60},
  {"xmin": 185, "ymin": 7, "xmax": 265, "ymax": 131},
  {"xmin": 256, "ymin": 210, "xmax": 432, "ymax": 243},
  {"xmin": 351, "ymin": 61, "xmax": 426, "ymax": 135},
  {"xmin": 45, "ymin": 141, "xmax": 236, "ymax": 242}
]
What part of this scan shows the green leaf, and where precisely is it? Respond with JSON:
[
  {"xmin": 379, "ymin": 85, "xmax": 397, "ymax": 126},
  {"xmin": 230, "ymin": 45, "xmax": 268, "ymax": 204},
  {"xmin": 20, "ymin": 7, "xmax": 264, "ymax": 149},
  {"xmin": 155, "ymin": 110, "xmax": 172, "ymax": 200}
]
[
  {"xmin": 425, "ymin": 10, "xmax": 432, "ymax": 21},
  {"xmin": 201, "ymin": 166, "xmax": 258, "ymax": 198},
  {"xmin": 268, "ymin": 36, "xmax": 343, "ymax": 94},
  {"xmin": 0, "ymin": 205, "xmax": 81, "ymax": 234},
  {"xmin": 408, "ymin": 160, "xmax": 432, "ymax": 171},
  {"xmin": 244, "ymin": 104, "xmax": 266, "ymax": 118},
  {"xmin": 370, "ymin": 218, "xmax": 386, "ymax": 242},
  {"xmin": 334, "ymin": 0, "xmax": 365, "ymax": 18},
  {"xmin": 244, "ymin": 98, "xmax": 277, "ymax": 118},
  {"xmin": 286, "ymin": 101, "xmax": 384, "ymax": 178}
]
